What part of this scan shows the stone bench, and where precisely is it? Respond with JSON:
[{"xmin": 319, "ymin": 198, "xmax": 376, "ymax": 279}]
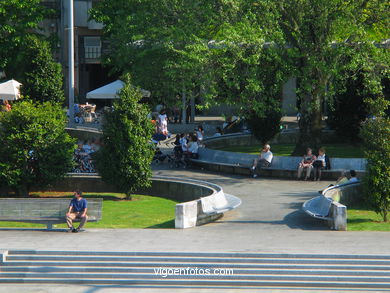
[
  {"xmin": 0, "ymin": 198, "xmax": 103, "ymax": 230},
  {"xmin": 190, "ymin": 148, "xmax": 366, "ymax": 180},
  {"xmin": 174, "ymin": 178, "xmax": 242, "ymax": 228},
  {"xmin": 302, "ymin": 182, "xmax": 362, "ymax": 231}
]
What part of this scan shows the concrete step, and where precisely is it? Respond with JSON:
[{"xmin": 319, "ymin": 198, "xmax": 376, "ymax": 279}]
[
  {"xmin": 5, "ymin": 261, "xmax": 390, "ymax": 271},
  {"xmin": 3, "ymin": 266, "xmax": 390, "ymax": 276},
  {"xmin": 1, "ymin": 277, "xmax": 390, "ymax": 289},
  {"xmin": 2, "ymin": 250, "xmax": 390, "ymax": 289},
  {"xmin": 3, "ymin": 272, "xmax": 390, "ymax": 282},
  {"xmin": 9, "ymin": 250, "xmax": 390, "ymax": 259},
  {"xmin": 7, "ymin": 255, "xmax": 390, "ymax": 266}
]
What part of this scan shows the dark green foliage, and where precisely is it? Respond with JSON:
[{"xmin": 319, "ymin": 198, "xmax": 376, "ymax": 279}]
[
  {"xmin": 327, "ymin": 73, "xmax": 369, "ymax": 142},
  {"xmin": 0, "ymin": 101, "xmax": 75, "ymax": 197},
  {"xmin": 0, "ymin": 0, "xmax": 45, "ymax": 68},
  {"xmin": 246, "ymin": 108, "xmax": 282, "ymax": 145},
  {"xmin": 361, "ymin": 117, "xmax": 390, "ymax": 222},
  {"xmin": 5, "ymin": 35, "xmax": 65, "ymax": 104},
  {"xmin": 95, "ymin": 75, "xmax": 155, "ymax": 199}
]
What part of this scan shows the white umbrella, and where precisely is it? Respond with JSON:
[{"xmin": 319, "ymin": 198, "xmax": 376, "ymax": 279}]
[
  {"xmin": 0, "ymin": 79, "xmax": 22, "ymax": 101},
  {"xmin": 86, "ymin": 80, "xmax": 150, "ymax": 99}
]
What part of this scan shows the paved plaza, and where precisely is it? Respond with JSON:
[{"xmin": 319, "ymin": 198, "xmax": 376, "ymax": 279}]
[{"xmin": 1, "ymin": 167, "xmax": 390, "ymax": 255}]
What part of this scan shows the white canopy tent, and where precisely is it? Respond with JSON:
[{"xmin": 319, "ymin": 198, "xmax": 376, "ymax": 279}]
[
  {"xmin": 0, "ymin": 79, "xmax": 22, "ymax": 101},
  {"xmin": 86, "ymin": 80, "xmax": 150, "ymax": 100}
]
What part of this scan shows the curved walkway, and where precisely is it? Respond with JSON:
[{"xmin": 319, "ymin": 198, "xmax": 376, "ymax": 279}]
[{"xmin": 1, "ymin": 166, "xmax": 390, "ymax": 255}]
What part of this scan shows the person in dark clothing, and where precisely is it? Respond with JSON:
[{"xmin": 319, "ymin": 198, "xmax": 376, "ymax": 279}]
[{"xmin": 66, "ymin": 190, "xmax": 88, "ymax": 233}]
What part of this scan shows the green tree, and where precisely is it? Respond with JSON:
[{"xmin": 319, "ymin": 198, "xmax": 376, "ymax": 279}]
[
  {"xmin": 95, "ymin": 75, "xmax": 155, "ymax": 200},
  {"xmin": 5, "ymin": 35, "xmax": 65, "ymax": 104},
  {"xmin": 251, "ymin": 0, "xmax": 389, "ymax": 153},
  {"xmin": 0, "ymin": 101, "xmax": 75, "ymax": 197},
  {"xmin": 361, "ymin": 117, "xmax": 390, "ymax": 222},
  {"xmin": 0, "ymin": 0, "xmax": 45, "ymax": 69}
]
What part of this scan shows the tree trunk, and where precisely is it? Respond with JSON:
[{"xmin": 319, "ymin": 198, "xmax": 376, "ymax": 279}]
[
  {"xmin": 14, "ymin": 185, "xmax": 29, "ymax": 197},
  {"xmin": 125, "ymin": 193, "xmax": 132, "ymax": 200},
  {"xmin": 293, "ymin": 93, "xmax": 323, "ymax": 155}
]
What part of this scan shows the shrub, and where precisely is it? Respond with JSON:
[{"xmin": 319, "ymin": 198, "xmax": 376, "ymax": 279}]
[
  {"xmin": 0, "ymin": 101, "xmax": 75, "ymax": 197},
  {"xmin": 361, "ymin": 117, "xmax": 390, "ymax": 222},
  {"xmin": 95, "ymin": 75, "xmax": 155, "ymax": 200}
]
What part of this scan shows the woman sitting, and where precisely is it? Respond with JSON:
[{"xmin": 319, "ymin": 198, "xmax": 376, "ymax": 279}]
[{"xmin": 297, "ymin": 148, "xmax": 316, "ymax": 181}]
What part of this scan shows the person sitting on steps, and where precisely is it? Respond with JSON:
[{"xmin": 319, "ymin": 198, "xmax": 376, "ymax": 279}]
[
  {"xmin": 66, "ymin": 190, "xmax": 88, "ymax": 233},
  {"xmin": 251, "ymin": 144, "xmax": 273, "ymax": 178}
]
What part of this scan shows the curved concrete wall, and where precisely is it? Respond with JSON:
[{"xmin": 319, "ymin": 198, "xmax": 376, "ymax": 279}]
[{"xmin": 33, "ymin": 174, "xmax": 239, "ymax": 229}]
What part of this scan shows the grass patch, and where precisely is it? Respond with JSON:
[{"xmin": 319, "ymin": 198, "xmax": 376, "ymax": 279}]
[
  {"xmin": 347, "ymin": 208, "xmax": 390, "ymax": 231},
  {"xmin": 214, "ymin": 143, "xmax": 364, "ymax": 158},
  {"xmin": 0, "ymin": 192, "xmax": 177, "ymax": 229}
]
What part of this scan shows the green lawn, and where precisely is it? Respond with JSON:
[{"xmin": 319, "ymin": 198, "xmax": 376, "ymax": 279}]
[
  {"xmin": 0, "ymin": 193, "xmax": 177, "ymax": 229},
  {"xmin": 213, "ymin": 143, "xmax": 364, "ymax": 158},
  {"xmin": 347, "ymin": 208, "xmax": 390, "ymax": 231}
]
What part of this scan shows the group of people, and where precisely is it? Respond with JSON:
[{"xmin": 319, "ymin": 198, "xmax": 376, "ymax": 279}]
[
  {"xmin": 251, "ymin": 144, "xmax": 359, "ymax": 183},
  {"xmin": 73, "ymin": 139, "xmax": 100, "ymax": 173},
  {"xmin": 0, "ymin": 99, "xmax": 12, "ymax": 112},
  {"xmin": 297, "ymin": 147, "xmax": 330, "ymax": 181}
]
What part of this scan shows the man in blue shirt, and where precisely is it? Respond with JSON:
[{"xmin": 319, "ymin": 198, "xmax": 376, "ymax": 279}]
[{"xmin": 66, "ymin": 191, "xmax": 88, "ymax": 233}]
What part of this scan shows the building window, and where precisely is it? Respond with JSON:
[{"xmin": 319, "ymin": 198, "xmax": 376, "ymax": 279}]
[{"xmin": 84, "ymin": 36, "xmax": 101, "ymax": 60}]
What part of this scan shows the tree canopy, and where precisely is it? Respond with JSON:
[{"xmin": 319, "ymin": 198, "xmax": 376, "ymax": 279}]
[
  {"xmin": 0, "ymin": 0, "xmax": 45, "ymax": 69},
  {"xmin": 5, "ymin": 35, "xmax": 65, "ymax": 104},
  {"xmin": 92, "ymin": 0, "xmax": 389, "ymax": 149}
]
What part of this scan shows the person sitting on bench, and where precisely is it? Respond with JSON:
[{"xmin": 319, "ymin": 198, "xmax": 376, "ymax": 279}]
[
  {"xmin": 66, "ymin": 190, "xmax": 88, "ymax": 233},
  {"xmin": 251, "ymin": 144, "xmax": 273, "ymax": 178}
]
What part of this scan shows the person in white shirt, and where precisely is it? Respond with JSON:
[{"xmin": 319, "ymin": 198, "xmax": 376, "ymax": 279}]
[
  {"xmin": 251, "ymin": 144, "xmax": 273, "ymax": 178},
  {"xmin": 157, "ymin": 109, "xmax": 168, "ymax": 135},
  {"xmin": 313, "ymin": 147, "xmax": 329, "ymax": 181}
]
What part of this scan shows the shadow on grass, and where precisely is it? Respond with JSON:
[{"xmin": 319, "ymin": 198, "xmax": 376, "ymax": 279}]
[
  {"xmin": 28, "ymin": 194, "xmax": 126, "ymax": 201},
  {"xmin": 146, "ymin": 219, "xmax": 175, "ymax": 229},
  {"xmin": 347, "ymin": 218, "xmax": 374, "ymax": 224}
]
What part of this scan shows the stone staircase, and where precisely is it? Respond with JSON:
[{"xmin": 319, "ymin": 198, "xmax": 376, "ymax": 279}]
[{"xmin": 1, "ymin": 250, "xmax": 390, "ymax": 290}]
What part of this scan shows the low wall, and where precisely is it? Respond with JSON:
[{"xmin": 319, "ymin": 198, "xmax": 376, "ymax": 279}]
[
  {"xmin": 65, "ymin": 127, "xmax": 102, "ymax": 142},
  {"xmin": 26, "ymin": 174, "xmax": 238, "ymax": 229},
  {"xmin": 194, "ymin": 147, "xmax": 366, "ymax": 180}
]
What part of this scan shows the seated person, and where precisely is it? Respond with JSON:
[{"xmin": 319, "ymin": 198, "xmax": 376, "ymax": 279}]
[
  {"xmin": 213, "ymin": 127, "xmax": 223, "ymax": 137},
  {"xmin": 251, "ymin": 144, "xmax": 273, "ymax": 178},
  {"xmin": 318, "ymin": 170, "xmax": 358, "ymax": 194},
  {"xmin": 349, "ymin": 169, "xmax": 359, "ymax": 183},
  {"xmin": 180, "ymin": 134, "xmax": 189, "ymax": 152},
  {"xmin": 313, "ymin": 147, "xmax": 331, "ymax": 181},
  {"xmin": 196, "ymin": 125, "xmax": 204, "ymax": 142},
  {"xmin": 66, "ymin": 191, "xmax": 88, "ymax": 233},
  {"xmin": 297, "ymin": 148, "xmax": 316, "ymax": 180},
  {"xmin": 82, "ymin": 140, "xmax": 93, "ymax": 154},
  {"xmin": 185, "ymin": 134, "xmax": 199, "ymax": 159}
]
